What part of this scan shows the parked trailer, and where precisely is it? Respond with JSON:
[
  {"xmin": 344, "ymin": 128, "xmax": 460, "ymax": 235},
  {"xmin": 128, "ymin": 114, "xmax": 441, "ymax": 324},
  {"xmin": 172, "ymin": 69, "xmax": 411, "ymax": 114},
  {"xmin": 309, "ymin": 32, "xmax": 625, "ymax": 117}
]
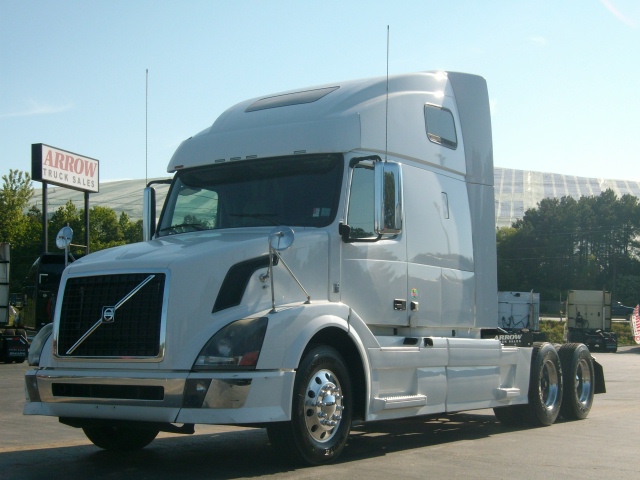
[
  {"xmin": 0, "ymin": 243, "xmax": 28, "ymax": 363},
  {"xmin": 565, "ymin": 290, "xmax": 617, "ymax": 353},
  {"xmin": 497, "ymin": 291, "xmax": 547, "ymax": 346},
  {"xmin": 25, "ymin": 72, "xmax": 605, "ymax": 465},
  {"xmin": 20, "ymin": 253, "xmax": 75, "ymax": 332},
  {"xmin": 0, "ymin": 243, "xmax": 10, "ymax": 326}
]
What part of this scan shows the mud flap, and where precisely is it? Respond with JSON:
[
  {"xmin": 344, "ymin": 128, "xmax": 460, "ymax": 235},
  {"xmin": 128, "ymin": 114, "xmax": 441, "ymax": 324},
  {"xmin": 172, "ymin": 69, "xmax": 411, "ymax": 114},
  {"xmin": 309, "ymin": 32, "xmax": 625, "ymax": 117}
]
[{"xmin": 593, "ymin": 358, "xmax": 606, "ymax": 394}]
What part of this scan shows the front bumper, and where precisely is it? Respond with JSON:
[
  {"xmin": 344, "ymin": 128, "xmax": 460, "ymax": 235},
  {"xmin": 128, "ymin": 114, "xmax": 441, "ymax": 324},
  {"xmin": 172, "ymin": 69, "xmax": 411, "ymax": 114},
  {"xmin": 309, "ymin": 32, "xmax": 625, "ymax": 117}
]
[{"xmin": 24, "ymin": 368, "xmax": 295, "ymax": 425}]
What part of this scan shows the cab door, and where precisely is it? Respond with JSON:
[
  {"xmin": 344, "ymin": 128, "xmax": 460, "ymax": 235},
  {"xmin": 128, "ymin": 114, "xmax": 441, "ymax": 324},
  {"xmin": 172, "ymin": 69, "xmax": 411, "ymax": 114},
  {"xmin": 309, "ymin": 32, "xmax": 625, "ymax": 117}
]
[{"xmin": 340, "ymin": 158, "xmax": 408, "ymax": 327}]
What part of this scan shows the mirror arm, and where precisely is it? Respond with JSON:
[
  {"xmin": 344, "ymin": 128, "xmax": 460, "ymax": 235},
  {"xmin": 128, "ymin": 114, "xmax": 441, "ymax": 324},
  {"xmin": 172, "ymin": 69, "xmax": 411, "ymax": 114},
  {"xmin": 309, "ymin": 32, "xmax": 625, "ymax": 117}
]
[{"xmin": 338, "ymin": 223, "xmax": 353, "ymax": 243}]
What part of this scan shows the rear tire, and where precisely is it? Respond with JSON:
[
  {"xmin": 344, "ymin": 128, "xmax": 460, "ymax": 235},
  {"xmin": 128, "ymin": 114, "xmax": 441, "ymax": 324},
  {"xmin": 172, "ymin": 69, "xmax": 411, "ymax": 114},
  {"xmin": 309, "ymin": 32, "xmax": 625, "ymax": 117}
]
[
  {"xmin": 83, "ymin": 425, "xmax": 159, "ymax": 451},
  {"xmin": 267, "ymin": 345, "xmax": 352, "ymax": 465},
  {"xmin": 558, "ymin": 343, "xmax": 594, "ymax": 420},
  {"xmin": 524, "ymin": 342, "xmax": 563, "ymax": 426}
]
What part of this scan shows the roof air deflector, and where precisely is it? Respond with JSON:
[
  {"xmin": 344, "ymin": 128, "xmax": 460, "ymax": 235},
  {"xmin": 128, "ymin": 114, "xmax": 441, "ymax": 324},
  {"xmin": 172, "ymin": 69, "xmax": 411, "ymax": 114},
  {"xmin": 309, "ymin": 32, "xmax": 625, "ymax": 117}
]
[{"xmin": 245, "ymin": 86, "xmax": 339, "ymax": 112}]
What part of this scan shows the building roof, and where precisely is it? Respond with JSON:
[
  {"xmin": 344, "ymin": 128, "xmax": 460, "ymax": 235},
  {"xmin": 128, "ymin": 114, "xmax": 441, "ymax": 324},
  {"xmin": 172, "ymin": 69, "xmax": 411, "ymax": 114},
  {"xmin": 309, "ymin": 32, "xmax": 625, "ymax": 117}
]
[
  {"xmin": 494, "ymin": 168, "xmax": 640, "ymax": 227},
  {"xmin": 28, "ymin": 169, "xmax": 640, "ymax": 229}
]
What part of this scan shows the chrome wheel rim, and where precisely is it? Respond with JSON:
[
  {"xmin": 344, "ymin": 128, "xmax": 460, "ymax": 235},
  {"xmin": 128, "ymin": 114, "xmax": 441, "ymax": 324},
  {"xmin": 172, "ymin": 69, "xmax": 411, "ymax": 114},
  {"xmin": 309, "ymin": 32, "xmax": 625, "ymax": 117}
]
[
  {"xmin": 540, "ymin": 358, "xmax": 560, "ymax": 410},
  {"xmin": 304, "ymin": 369, "xmax": 344, "ymax": 443},
  {"xmin": 575, "ymin": 358, "xmax": 592, "ymax": 406}
]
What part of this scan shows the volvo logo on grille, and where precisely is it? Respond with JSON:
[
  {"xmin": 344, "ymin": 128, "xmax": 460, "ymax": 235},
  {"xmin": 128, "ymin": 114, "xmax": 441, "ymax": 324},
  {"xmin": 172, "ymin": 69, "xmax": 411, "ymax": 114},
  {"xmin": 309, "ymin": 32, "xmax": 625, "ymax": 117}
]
[{"xmin": 102, "ymin": 306, "xmax": 116, "ymax": 323}]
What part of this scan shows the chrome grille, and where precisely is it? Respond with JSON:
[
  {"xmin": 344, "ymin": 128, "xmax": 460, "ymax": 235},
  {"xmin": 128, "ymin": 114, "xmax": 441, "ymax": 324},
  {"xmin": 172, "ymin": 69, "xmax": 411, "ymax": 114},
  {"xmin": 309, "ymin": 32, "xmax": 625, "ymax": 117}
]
[{"xmin": 57, "ymin": 273, "xmax": 165, "ymax": 358}]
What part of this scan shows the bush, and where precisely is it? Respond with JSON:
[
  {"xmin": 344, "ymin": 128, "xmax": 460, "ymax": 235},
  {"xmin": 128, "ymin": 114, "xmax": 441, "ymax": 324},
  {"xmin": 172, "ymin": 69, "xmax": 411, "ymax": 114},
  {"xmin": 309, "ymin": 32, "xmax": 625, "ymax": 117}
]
[
  {"xmin": 538, "ymin": 319, "xmax": 637, "ymax": 346},
  {"xmin": 539, "ymin": 320, "xmax": 565, "ymax": 344},
  {"xmin": 612, "ymin": 321, "xmax": 635, "ymax": 346}
]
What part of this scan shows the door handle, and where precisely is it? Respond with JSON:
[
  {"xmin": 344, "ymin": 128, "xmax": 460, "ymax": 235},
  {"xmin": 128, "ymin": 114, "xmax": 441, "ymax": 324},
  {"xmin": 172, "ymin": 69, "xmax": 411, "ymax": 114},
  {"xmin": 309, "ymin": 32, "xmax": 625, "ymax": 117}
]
[{"xmin": 394, "ymin": 299, "xmax": 406, "ymax": 311}]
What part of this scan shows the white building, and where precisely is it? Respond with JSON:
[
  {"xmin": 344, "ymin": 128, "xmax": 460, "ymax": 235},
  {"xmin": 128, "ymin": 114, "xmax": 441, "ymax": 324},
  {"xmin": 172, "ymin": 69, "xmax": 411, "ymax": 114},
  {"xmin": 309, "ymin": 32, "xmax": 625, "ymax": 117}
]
[{"xmin": 29, "ymin": 169, "xmax": 640, "ymax": 229}]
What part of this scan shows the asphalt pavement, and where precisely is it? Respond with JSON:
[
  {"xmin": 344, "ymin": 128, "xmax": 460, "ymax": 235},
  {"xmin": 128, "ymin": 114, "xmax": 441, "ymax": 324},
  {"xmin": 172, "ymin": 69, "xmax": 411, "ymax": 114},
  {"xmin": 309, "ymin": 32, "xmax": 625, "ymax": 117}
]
[{"xmin": 1, "ymin": 346, "xmax": 639, "ymax": 479}]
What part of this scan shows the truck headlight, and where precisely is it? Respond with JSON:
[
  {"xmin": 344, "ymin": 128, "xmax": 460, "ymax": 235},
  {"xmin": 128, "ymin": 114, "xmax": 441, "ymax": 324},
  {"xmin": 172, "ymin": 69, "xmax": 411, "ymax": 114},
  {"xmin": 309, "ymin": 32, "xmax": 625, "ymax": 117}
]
[
  {"xmin": 193, "ymin": 317, "xmax": 268, "ymax": 370},
  {"xmin": 28, "ymin": 323, "xmax": 53, "ymax": 366}
]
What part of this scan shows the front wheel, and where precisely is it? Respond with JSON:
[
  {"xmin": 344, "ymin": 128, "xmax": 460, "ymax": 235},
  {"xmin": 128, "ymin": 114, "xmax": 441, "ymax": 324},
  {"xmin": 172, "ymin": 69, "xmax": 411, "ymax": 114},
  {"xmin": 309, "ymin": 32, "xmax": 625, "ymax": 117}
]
[
  {"xmin": 83, "ymin": 425, "xmax": 159, "ymax": 451},
  {"xmin": 267, "ymin": 345, "xmax": 352, "ymax": 465}
]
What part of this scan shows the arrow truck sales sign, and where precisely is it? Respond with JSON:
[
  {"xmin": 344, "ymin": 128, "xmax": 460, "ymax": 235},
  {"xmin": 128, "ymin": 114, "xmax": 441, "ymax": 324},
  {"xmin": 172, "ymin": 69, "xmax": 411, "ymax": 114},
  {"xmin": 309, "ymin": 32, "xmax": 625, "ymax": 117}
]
[{"xmin": 31, "ymin": 144, "xmax": 99, "ymax": 193}]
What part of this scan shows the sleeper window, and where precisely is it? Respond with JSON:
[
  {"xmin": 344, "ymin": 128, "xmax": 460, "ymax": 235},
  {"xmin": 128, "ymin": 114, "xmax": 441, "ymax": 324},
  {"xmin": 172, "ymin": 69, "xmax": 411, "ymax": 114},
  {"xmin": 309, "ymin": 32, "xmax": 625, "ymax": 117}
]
[{"xmin": 425, "ymin": 104, "xmax": 457, "ymax": 149}]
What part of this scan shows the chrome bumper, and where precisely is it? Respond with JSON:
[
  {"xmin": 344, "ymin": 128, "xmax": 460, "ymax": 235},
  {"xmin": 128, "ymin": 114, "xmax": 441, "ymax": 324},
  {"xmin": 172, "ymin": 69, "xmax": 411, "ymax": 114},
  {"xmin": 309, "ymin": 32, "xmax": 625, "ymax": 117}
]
[{"xmin": 24, "ymin": 368, "xmax": 295, "ymax": 425}]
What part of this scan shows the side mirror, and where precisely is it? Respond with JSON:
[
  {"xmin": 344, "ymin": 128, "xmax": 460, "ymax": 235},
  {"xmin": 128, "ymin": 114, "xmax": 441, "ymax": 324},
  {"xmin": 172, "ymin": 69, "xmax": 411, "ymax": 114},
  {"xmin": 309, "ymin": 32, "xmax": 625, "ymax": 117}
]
[
  {"xmin": 374, "ymin": 161, "xmax": 403, "ymax": 235},
  {"xmin": 143, "ymin": 187, "xmax": 156, "ymax": 241}
]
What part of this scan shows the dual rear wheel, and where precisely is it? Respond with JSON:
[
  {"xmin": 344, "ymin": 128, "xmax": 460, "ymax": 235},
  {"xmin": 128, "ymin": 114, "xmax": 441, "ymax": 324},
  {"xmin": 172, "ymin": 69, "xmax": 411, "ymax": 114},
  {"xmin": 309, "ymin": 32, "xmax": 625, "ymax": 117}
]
[{"xmin": 494, "ymin": 342, "xmax": 595, "ymax": 426}]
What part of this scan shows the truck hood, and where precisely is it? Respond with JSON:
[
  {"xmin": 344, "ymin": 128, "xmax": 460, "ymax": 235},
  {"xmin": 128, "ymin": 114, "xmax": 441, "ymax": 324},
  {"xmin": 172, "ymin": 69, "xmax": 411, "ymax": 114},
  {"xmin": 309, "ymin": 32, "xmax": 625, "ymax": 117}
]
[
  {"xmin": 66, "ymin": 229, "xmax": 276, "ymax": 274},
  {"xmin": 53, "ymin": 227, "xmax": 332, "ymax": 370}
]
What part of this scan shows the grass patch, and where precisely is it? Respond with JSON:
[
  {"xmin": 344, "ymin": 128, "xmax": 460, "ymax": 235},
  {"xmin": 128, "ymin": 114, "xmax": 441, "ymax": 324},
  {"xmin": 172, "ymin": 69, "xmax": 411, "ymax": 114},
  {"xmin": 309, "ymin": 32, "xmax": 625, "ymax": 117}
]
[{"xmin": 538, "ymin": 319, "xmax": 637, "ymax": 346}]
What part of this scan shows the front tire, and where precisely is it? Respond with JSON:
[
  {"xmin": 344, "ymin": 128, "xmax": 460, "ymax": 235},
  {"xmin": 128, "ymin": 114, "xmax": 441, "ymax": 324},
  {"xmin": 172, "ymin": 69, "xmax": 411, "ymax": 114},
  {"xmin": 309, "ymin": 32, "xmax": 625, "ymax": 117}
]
[
  {"xmin": 83, "ymin": 425, "xmax": 159, "ymax": 451},
  {"xmin": 558, "ymin": 343, "xmax": 594, "ymax": 420},
  {"xmin": 267, "ymin": 345, "xmax": 352, "ymax": 465}
]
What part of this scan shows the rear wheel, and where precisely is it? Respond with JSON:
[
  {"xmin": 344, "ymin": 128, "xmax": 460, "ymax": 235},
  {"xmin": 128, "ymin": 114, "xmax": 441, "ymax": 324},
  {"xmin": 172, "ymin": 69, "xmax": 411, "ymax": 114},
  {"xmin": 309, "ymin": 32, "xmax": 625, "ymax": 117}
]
[
  {"xmin": 558, "ymin": 343, "xmax": 594, "ymax": 420},
  {"xmin": 83, "ymin": 425, "xmax": 159, "ymax": 451},
  {"xmin": 524, "ymin": 342, "xmax": 563, "ymax": 426},
  {"xmin": 267, "ymin": 345, "xmax": 352, "ymax": 465}
]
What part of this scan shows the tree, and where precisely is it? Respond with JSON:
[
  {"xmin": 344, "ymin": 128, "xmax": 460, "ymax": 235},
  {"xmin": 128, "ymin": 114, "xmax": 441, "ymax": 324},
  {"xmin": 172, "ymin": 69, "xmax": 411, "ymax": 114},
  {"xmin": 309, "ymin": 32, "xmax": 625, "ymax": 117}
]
[
  {"xmin": 87, "ymin": 206, "xmax": 123, "ymax": 251},
  {"xmin": 0, "ymin": 169, "xmax": 144, "ymax": 290},
  {"xmin": 496, "ymin": 226, "xmax": 521, "ymax": 290},
  {"xmin": 119, "ymin": 212, "xmax": 142, "ymax": 244},
  {"xmin": 0, "ymin": 170, "xmax": 34, "ymax": 244},
  {"xmin": 497, "ymin": 189, "xmax": 640, "ymax": 303}
]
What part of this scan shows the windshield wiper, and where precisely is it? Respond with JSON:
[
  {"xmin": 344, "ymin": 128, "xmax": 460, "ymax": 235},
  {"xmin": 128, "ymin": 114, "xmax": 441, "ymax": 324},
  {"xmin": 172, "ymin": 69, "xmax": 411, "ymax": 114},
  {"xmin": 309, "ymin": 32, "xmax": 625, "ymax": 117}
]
[
  {"xmin": 229, "ymin": 213, "xmax": 279, "ymax": 225},
  {"xmin": 158, "ymin": 222, "xmax": 207, "ymax": 234}
]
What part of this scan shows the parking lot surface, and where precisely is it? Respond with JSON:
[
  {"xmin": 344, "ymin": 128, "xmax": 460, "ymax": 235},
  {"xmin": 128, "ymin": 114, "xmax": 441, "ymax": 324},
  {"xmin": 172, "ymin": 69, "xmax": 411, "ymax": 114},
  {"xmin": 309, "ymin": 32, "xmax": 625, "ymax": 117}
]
[{"xmin": 1, "ymin": 347, "xmax": 639, "ymax": 479}]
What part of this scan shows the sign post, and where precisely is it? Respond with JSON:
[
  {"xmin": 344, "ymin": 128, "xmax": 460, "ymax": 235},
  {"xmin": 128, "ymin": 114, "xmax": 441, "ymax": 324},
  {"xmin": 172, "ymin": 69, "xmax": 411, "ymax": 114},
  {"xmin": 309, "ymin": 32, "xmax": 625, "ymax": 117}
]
[{"xmin": 31, "ymin": 144, "xmax": 100, "ymax": 254}]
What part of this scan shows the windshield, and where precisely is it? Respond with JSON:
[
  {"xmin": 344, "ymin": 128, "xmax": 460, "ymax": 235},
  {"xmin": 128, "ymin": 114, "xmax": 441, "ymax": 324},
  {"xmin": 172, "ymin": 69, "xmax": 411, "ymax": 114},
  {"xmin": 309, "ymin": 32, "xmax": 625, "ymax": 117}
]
[{"xmin": 157, "ymin": 154, "xmax": 344, "ymax": 236}]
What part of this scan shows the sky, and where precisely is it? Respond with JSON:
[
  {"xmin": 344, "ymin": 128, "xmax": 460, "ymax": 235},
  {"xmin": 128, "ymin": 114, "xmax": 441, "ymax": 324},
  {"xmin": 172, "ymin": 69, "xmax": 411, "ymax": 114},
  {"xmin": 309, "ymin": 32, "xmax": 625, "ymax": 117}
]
[{"xmin": 1, "ymin": 0, "xmax": 639, "ymax": 184}]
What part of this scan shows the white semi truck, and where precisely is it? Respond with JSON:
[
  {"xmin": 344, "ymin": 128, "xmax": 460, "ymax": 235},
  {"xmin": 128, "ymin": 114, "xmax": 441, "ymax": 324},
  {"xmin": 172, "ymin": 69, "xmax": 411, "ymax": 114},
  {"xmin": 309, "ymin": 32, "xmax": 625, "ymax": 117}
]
[
  {"xmin": 24, "ymin": 72, "xmax": 605, "ymax": 465},
  {"xmin": 565, "ymin": 289, "xmax": 618, "ymax": 353},
  {"xmin": 497, "ymin": 291, "xmax": 545, "ymax": 346}
]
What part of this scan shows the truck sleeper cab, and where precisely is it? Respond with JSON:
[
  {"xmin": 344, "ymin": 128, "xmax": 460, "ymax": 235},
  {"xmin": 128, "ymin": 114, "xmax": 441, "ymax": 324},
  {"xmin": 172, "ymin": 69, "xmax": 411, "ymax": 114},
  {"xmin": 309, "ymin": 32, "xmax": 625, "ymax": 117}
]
[{"xmin": 25, "ymin": 71, "xmax": 604, "ymax": 465}]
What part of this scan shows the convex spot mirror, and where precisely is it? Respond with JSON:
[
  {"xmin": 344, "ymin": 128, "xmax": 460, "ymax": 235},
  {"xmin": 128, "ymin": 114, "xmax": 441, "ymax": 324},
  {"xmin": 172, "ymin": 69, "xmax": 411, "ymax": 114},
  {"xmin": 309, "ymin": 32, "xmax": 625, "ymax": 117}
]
[
  {"xmin": 55, "ymin": 226, "xmax": 73, "ymax": 250},
  {"xmin": 269, "ymin": 226, "xmax": 294, "ymax": 251}
]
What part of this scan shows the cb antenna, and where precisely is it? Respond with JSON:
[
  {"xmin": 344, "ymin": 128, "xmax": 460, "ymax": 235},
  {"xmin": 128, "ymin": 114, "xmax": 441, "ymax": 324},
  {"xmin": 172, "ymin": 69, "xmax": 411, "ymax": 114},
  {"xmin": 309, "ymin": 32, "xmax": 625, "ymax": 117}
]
[
  {"xmin": 145, "ymin": 68, "xmax": 149, "ymax": 184},
  {"xmin": 385, "ymin": 25, "xmax": 389, "ymax": 162}
]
